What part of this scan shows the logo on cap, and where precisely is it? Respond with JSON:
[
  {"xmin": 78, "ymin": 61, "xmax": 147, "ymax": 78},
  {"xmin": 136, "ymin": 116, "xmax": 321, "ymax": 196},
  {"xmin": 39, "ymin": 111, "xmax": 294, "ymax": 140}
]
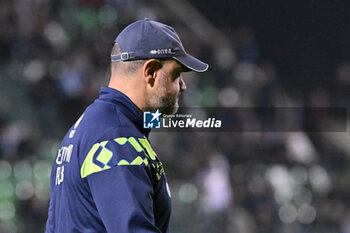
[{"xmin": 150, "ymin": 49, "xmax": 173, "ymax": 55}]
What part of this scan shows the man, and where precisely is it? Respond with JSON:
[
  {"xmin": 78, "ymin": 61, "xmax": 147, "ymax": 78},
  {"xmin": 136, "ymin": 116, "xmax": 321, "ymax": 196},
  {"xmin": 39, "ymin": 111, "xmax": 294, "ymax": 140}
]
[{"xmin": 45, "ymin": 18, "xmax": 208, "ymax": 233}]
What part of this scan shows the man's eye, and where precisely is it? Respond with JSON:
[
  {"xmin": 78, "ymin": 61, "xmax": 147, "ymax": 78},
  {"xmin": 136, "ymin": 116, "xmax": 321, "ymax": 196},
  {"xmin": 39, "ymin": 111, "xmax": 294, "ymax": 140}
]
[{"xmin": 173, "ymin": 72, "xmax": 181, "ymax": 79}]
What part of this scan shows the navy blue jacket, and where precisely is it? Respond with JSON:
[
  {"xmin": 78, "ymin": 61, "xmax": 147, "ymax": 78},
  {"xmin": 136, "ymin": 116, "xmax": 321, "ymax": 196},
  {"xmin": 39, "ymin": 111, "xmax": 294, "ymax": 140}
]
[{"xmin": 46, "ymin": 87, "xmax": 171, "ymax": 233}]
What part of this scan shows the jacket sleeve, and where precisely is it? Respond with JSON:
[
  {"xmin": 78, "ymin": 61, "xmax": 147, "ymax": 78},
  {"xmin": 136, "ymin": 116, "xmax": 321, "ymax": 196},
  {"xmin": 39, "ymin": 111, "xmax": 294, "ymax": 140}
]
[
  {"xmin": 82, "ymin": 137, "xmax": 162, "ymax": 233},
  {"xmin": 87, "ymin": 163, "xmax": 161, "ymax": 233}
]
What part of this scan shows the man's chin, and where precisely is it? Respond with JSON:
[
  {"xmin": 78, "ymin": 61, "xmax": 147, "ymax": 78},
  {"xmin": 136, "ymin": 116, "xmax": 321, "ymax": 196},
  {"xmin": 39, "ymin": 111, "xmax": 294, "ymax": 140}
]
[
  {"xmin": 172, "ymin": 105, "xmax": 179, "ymax": 114},
  {"xmin": 160, "ymin": 104, "xmax": 178, "ymax": 115}
]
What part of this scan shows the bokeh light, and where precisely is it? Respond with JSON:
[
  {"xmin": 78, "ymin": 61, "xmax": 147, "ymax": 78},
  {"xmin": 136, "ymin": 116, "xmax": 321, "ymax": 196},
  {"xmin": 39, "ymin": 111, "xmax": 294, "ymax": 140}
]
[
  {"xmin": 0, "ymin": 201, "xmax": 16, "ymax": 221},
  {"xmin": 178, "ymin": 183, "xmax": 198, "ymax": 203},
  {"xmin": 0, "ymin": 161, "xmax": 12, "ymax": 180},
  {"xmin": 278, "ymin": 204, "xmax": 297, "ymax": 224},
  {"xmin": 15, "ymin": 181, "xmax": 34, "ymax": 200}
]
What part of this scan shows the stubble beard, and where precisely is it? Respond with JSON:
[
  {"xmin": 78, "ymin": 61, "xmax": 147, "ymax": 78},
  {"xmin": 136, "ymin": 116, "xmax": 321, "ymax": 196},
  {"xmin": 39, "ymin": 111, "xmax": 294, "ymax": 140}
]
[
  {"xmin": 160, "ymin": 94, "xmax": 179, "ymax": 115},
  {"xmin": 147, "ymin": 91, "xmax": 178, "ymax": 115},
  {"xmin": 146, "ymin": 71, "xmax": 179, "ymax": 115}
]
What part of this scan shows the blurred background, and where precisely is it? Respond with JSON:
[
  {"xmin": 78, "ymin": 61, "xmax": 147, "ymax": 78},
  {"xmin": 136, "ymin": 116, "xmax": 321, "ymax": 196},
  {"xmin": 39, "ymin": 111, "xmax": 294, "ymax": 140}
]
[{"xmin": 1, "ymin": 0, "xmax": 350, "ymax": 232}]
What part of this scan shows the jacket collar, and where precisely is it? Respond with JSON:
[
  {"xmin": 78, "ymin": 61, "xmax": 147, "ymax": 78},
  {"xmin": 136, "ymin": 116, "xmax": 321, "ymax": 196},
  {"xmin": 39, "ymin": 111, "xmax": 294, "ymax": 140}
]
[{"xmin": 98, "ymin": 86, "xmax": 151, "ymax": 138}]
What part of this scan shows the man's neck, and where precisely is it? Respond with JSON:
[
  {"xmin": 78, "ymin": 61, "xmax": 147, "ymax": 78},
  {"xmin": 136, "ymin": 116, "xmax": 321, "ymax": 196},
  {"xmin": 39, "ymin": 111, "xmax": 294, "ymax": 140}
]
[{"xmin": 108, "ymin": 76, "xmax": 146, "ymax": 112}]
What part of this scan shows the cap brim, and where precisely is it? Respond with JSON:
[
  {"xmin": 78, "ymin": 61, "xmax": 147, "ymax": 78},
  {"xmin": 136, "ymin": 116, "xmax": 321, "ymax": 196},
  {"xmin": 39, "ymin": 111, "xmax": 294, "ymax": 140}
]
[{"xmin": 173, "ymin": 54, "xmax": 209, "ymax": 73}]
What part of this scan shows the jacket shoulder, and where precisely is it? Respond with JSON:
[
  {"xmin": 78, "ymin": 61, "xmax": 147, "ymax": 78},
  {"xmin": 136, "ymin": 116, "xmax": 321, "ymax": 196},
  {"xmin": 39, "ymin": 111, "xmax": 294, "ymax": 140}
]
[{"xmin": 80, "ymin": 135, "xmax": 156, "ymax": 179}]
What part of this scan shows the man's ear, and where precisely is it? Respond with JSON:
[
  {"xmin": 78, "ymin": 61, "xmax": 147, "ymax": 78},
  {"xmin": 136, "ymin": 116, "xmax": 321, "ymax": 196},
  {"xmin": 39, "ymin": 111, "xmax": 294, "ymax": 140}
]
[{"xmin": 143, "ymin": 59, "xmax": 162, "ymax": 87}]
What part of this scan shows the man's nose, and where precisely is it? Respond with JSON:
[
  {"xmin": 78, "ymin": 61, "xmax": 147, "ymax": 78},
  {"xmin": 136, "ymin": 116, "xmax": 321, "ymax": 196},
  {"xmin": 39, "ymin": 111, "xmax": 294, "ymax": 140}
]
[{"xmin": 179, "ymin": 76, "xmax": 187, "ymax": 92}]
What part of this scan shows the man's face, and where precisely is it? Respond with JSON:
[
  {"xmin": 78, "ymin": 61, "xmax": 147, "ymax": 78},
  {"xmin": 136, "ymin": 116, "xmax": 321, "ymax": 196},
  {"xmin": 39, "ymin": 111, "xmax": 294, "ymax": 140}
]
[{"xmin": 148, "ymin": 59, "xmax": 186, "ymax": 115}]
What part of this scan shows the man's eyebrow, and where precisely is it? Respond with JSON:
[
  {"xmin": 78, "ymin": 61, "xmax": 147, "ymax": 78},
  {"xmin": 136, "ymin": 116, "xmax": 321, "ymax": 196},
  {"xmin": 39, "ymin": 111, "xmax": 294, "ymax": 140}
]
[
  {"xmin": 176, "ymin": 66, "xmax": 183, "ymax": 72},
  {"xmin": 175, "ymin": 65, "xmax": 185, "ymax": 72},
  {"xmin": 173, "ymin": 68, "xmax": 184, "ymax": 76}
]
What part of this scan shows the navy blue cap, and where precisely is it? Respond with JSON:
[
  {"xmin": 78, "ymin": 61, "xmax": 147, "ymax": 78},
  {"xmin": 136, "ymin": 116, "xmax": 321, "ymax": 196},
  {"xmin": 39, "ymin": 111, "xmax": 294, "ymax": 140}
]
[{"xmin": 111, "ymin": 19, "xmax": 208, "ymax": 72}]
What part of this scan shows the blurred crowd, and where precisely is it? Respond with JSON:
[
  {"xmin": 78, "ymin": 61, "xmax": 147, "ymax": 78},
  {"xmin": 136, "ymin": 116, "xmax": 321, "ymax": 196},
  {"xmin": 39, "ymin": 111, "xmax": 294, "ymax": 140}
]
[{"xmin": 1, "ymin": 0, "xmax": 350, "ymax": 233}]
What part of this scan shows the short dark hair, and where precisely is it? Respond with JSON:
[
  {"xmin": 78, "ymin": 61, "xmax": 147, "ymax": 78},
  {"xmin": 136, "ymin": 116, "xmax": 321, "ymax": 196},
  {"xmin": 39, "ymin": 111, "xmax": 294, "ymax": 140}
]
[{"xmin": 111, "ymin": 43, "xmax": 146, "ymax": 74}]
